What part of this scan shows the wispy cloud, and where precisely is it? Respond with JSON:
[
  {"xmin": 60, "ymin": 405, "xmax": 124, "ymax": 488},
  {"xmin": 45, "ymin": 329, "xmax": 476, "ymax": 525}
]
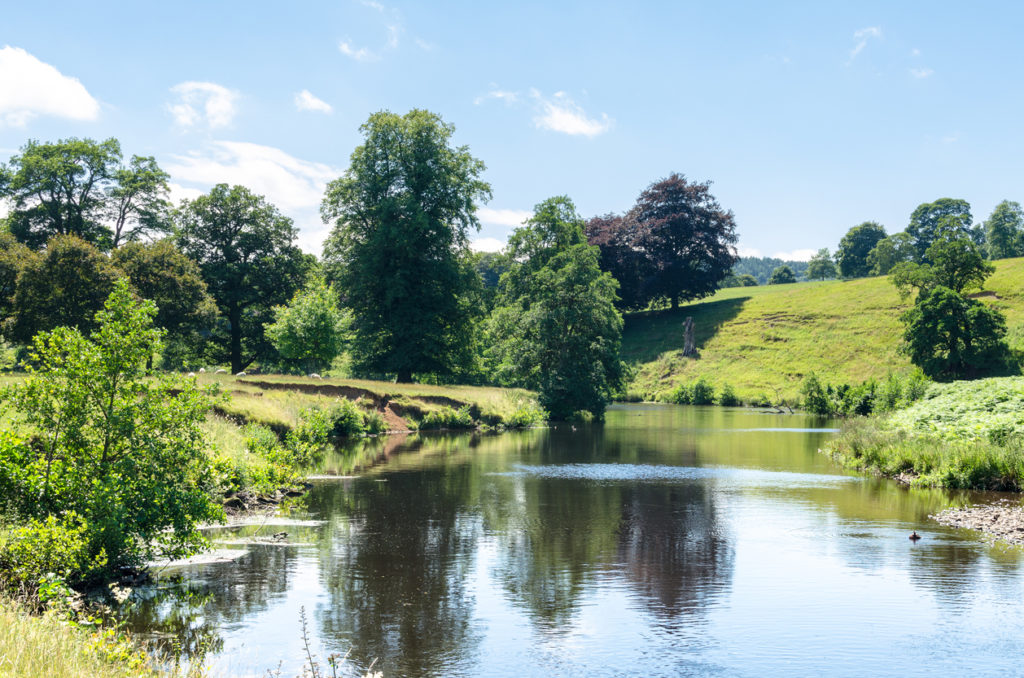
[
  {"xmin": 168, "ymin": 81, "xmax": 239, "ymax": 129},
  {"xmin": 532, "ymin": 90, "xmax": 612, "ymax": 137},
  {"xmin": 414, "ymin": 38, "xmax": 435, "ymax": 51},
  {"xmin": 909, "ymin": 67, "xmax": 933, "ymax": 79},
  {"xmin": 474, "ymin": 87, "xmax": 519, "ymax": 106},
  {"xmin": 339, "ymin": 40, "xmax": 378, "ymax": 62},
  {"xmin": 294, "ymin": 89, "xmax": 333, "ymax": 114},
  {"xmin": 848, "ymin": 26, "xmax": 881, "ymax": 62},
  {"xmin": 166, "ymin": 141, "xmax": 342, "ymax": 252},
  {"xmin": 0, "ymin": 45, "xmax": 100, "ymax": 126},
  {"xmin": 736, "ymin": 245, "xmax": 762, "ymax": 258},
  {"xmin": 478, "ymin": 208, "xmax": 531, "ymax": 228}
]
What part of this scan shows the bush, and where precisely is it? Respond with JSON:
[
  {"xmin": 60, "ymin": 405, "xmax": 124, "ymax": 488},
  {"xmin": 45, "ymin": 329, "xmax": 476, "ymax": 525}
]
[
  {"xmin": 504, "ymin": 403, "xmax": 547, "ymax": 429},
  {"xmin": 691, "ymin": 378, "xmax": 715, "ymax": 405},
  {"xmin": 0, "ymin": 514, "xmax": 105, "ymax": 590},
  {"xmin": 719, "ymin": 383, "xmax": 741, "ymax": 407},
  {"xmin": 665, "ymin": 383, "xmax": 692, "ymax": 404},
  {"xmin": 0, "ymin": 280, "xmax": 223, "ymax": 579},
  {"xmin": 418, "ymin": 406, "xmax": 476, "ymax": 430}
]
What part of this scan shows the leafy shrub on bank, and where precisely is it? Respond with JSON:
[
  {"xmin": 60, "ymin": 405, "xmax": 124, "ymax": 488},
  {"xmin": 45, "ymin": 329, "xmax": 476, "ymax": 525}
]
[
  {"xmin": 691, "ymin": 377, "xmax": 715, "ymax": 405},
  {"xmin": 418, "ymin": 406, "xmax": 476, "ymax": 430},
  {"xmin": 800, "ymin": 370, "xmax": 928, "ymax": 417},
  {"xmin": 0, "ymin": 514, "xmax": 106, "ymax": 590},
  {"xmin": 719, "ymin": 383, "xmax": 741, "ymax": 407},
  {"xmin": 504, "ymin": 403, "xmax": 547, "ymax": 428}
]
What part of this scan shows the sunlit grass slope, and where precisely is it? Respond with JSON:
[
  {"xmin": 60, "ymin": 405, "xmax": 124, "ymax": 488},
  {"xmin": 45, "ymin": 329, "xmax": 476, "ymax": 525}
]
[{"xmin": 623, "ymin": 257, "xmax": 1024, "ymax": 402}]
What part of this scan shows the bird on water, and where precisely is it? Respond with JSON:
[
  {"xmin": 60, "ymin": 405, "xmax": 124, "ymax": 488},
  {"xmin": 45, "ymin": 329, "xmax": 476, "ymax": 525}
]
[{"xmin": 909, "ymin": 531, "xmax": 921, "ymax": 541}]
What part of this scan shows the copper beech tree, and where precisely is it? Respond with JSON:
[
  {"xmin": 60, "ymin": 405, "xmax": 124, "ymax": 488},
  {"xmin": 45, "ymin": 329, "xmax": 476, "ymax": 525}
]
[{"xmin": 586, "ymin": 174, "xmax": 738, "ymax": 311}]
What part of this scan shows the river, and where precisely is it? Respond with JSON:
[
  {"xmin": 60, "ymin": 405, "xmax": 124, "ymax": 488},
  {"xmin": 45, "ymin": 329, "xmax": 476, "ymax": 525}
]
[{"xmin": 122, "ymin": 404, "xmax": 1024, "ymax": 677}]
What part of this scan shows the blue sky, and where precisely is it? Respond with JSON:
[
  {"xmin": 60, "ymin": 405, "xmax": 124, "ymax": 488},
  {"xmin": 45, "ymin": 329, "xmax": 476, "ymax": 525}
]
[{"xmin": 2, "ymin": 1, "xmax": 1022, "ymax": 258}]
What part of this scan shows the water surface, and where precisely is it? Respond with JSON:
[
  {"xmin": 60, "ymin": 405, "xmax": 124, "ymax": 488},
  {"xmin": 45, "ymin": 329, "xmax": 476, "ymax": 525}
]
[{"xmin": 123, "ymin": 405, "xmax": 1024, "ymax": 676}]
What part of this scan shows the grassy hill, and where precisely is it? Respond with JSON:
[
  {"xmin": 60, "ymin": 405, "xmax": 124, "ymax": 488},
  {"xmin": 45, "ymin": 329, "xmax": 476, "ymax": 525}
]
[{"xmin": 623, "ymin": 257, "xmax": 1024, "ymax": 402}]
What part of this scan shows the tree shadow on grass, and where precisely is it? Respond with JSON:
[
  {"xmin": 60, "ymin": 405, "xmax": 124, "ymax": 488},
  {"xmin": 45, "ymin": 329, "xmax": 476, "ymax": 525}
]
[{"xmin": 621, "ymin": 296, "xmax": 750, "ymax": 363}]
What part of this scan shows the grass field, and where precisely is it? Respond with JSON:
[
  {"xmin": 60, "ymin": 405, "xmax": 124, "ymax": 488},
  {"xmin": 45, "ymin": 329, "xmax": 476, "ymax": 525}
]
[{"xmin": 623, "ymin": 256, "xmax": 1024, "ymax": 402}]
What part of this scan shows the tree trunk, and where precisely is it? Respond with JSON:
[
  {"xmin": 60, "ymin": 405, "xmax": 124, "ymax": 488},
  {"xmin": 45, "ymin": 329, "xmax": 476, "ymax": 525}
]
[
  {"xmin": 671, "ymin": 295, "xmax": 679, "ymax": 310},
  {"xmin": 229, "ymin": 306, "xmax": 243, "ymax": 374},
  {"xmin": 682, "ymin": 316, "xmax": 697, "ymax": 357},
  {"xmin": 396, "ymin": 368, "xmax": 413, "ymax": 383}
]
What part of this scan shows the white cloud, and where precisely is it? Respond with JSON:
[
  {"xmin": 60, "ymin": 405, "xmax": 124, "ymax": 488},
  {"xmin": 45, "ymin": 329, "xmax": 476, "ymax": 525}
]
[
  {"xmin": 0, "ymin": 199, "xmax": 9, "ymax": 219},
  {"xmin": 339, "ymin": 40, "xmax": 378, "ymax": 62},
  {"xmin": 166, "ymin": 141, "xmax": 342, "ymax": 252},
  {"xmin": 168, "ymin": 81, "xmax": 238, "ymax": 129},
  {"xmin": 772, "ymin": 248, "xmax": 817, "ymax": 262},
  {"xmin": 474, "ymin": 88, "xmax": 519, "ymax": 105},
  {"xmin": 478, "ymin": 207, "xmax": 530, "ymax": 228},
  {"xmin": 532, "ymin": 90, "xmax": 612, "ymax": 137},
  {"xmin": 294, "ymin": 89, "xmax": 333, "ymax": 114},
  {"xmin": 470, "ymin": 237, "xmax": 506, "ymax": 253},
  {"xmin": 848, "ymin": 26, "xmax": 882, "ymax": 62},
  {"xmin": 414, "ymin": 38, "xmax": 435, "ymax": 51},
  {"xmin": 167, "ymin": 182, "xmax": 204, "ymax": 205},
  {"xmin": 359, "ymin": 0, "xmax": 385, "ymax": 10},
  {"xmin": 735, "ymin": 245, "xmax": 762, "ymax": 258},
  {"xmin": 911, "ymin": 48, "xmax": 921, "ymax": 57},
  {"xmin": 942, "ymin": 132, "xmax": 959, "ymax": 144},
  {"xmin": 909, "ymin": 67, "xmax": 933, "ymax": 79},
  {"xmin": 386, "ymin": 25, "xmax": 401, "ymax": 49},
  {"xmin": 0, "ymin": 45, "xmax": 100, "ymax": 126}
]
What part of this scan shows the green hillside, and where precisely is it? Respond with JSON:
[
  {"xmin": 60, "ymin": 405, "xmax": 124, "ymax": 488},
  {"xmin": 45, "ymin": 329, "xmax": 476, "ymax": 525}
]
[{"xmin": 623, "ymin": 257, "xmax": 1024, "ymax": 402}]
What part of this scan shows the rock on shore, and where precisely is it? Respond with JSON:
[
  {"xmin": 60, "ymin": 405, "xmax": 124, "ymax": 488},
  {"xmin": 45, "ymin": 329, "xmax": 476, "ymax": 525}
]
[{"xmin": 932, "ymin": 499, "xmax": 1024, "ymax": 546}]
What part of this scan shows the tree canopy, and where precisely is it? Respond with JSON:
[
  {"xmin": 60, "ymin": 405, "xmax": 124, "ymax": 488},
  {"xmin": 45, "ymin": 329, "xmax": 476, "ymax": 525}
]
[
  {"xmin": 984, "ymin": 200, "xmax": 1023, "ymax": 260},
  {"xmin": 0, "ymin": 138, "xmax": 171, "ymax": 250},
  {"xmin": 891, "ymin": 233, "xmax": 993, "ymax": 298},
  {"xmin": 867, "ymin": 232, "xmax": 914, "ymax": 276},
  {"xmin": 836, "ymin": 221, "xmax": 886, "ymax": 278},
  {"xmin": 321, "ymin": 109, "xmax": 491, "ymax": 383},
  {"xmin": 806, "ymin": 248, "xmax": 837, "ymax": 280},
  {"xmin": 176, "ymin": 184, "xmax": 309, "ymax": 374},
  {"xmin": 265, "ymin": 276, "xmax": 349, "ymax": 374},
  {"xmin": 489, "ymin": 197, "xmax": 624, "ymax": 419},
  {"xmin": 768, "ymin": 265, "xmax": 796, "ymax": 284},
  {"xmin": 906, "ymin": 198, "xmax": 972, "ymax": 262}
]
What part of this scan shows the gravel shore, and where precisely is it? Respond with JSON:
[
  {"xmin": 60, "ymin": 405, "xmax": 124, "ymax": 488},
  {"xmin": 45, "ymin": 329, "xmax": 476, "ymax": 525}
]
[{"xmin": 932, "ymin": 499, "xmax": 1024, "ymax": 546}]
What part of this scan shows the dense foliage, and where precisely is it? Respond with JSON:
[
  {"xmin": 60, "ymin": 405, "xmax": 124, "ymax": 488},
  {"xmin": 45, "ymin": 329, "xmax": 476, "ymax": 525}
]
[
  {"xmin": 984, "ymin": 200, "xmax": 1024, "ymax": 260},
  {"xmin": 586, "ymin": 174, "xmax": 738, "ymax": 309},
  {"xmin": 806, "ymin": 248, "xmax": 837, "ymax": 280},
  {"xmin": 321, "ymin": 109, "xmax": 491, "ymax": 382},
  {"xmin": 836, "ymin": 221, "xmax": 886, "ymax": 278},
  {"xmin": 906, "ymin": 198, "xmax": 972, "ymax": 261},
  {"xmin": 176, "ymin": 184, "xmax": 310, "ymax": 374},
  {"xmin": 768, "ymin": 265, "xmax": 796, "ymax": 284},
  {"xmin": 489, "ymin": 197, "xmax": 624, "ymax": 419},
  {"xmin": 265, "ymin": 276, "xmax": 348, "ymax": 374},
  {"xmin": 0, "ymin": 138, "xmax": 171, "ymax": 250},
  {"xmin": 0, "ymin": 281, "xmax": 222, "ymax": 584},
  {"xmin": 731, "ymin": 256, "xmax": 808, "ymax": 284}
]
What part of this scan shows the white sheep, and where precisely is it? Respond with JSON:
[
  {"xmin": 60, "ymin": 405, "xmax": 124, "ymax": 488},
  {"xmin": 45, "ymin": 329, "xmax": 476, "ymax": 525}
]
[
  {"xmin": 215, "ymin": 368, "xmax": 227, "ymax": 374},
  {"xmin": 235, "ymin": 371, "xmax": 247, "ymax": 377},
  {"xmin": 309, "ymin": 373, "xmax": 322, "ymax": 379}
]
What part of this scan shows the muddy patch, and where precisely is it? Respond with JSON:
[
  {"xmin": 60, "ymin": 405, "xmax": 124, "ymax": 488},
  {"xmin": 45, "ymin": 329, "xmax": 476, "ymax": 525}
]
[{"xmin": 932, "ymin": 499, "xmax": 1024, "ymax": 546}]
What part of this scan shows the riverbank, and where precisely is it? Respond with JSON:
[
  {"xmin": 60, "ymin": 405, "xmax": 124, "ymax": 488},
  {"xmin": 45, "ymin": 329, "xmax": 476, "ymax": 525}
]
[{"xmin": 825, "ymin": 377, "xmax": 1024, "ymax": 492}]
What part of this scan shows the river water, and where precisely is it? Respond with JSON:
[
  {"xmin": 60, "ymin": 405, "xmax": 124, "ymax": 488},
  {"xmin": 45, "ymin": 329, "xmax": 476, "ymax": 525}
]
[{"xmin": 123, "ymin": 405, "xmax": 1024, "ymax": 677}]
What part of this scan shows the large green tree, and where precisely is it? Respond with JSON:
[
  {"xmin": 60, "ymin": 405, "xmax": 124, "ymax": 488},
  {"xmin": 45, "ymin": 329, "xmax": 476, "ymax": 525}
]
[
  {"xmin": 489, "ymin": 197, "xmax": 624, "ymax": 419},
  {"xmin": 175, "ymin": 184, "xmax": 309, "ymax": 373},
  {"xmin": 321, "ymin": 109, "xmax": 491, "ymax": 383},
  {"xmin": 0, "ymin": 232, "xmax": 29, "ymax": 323},
  {"xmin": 4, "ymin": 235, "xmax": 120, "ymax": 345},
  {"xmin": 768, "ymin": 265, "xmax": 796, "ymax": 284},
  {"xmin": 906, "ymin": 198, "xmax": 972, "ymax": 261},
  {"xmin": 984, "ymin": 200, "xmax": 1023, "ymax": 260},
  {"xmin": 836, "ymin": 221, "xmax": 886, "ymax": 278},
  {"xmin": 0, "ymin": 138, "xmax": 171, "ymax": 250},
  {"xmin": 891, "ymin": 232, "xmax": 994, "ymax": 298}
]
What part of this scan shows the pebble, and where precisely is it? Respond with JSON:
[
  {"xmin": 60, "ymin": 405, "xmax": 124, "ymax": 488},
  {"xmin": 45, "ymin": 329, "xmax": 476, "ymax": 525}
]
[{"xmin": 932, "ymin": 499, "xmax": 1024, "ymax": 546}]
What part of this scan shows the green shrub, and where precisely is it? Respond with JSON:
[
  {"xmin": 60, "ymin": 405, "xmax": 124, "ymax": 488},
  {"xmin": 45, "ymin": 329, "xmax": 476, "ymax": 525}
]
[
  {"xmin": 0, "ymin": 514, "xmax": 106, "ymax": 590},
  {"xmin": 691, "ymin": 378, "xmax": 715, "ymax": 405},
  {"xmin": 719, "ymin": 383, "xmax": 741, "ymax": 407},
  {"xmin": 665, "ymin": 383, "xmax": 692, "ymax": 404},
  {"xmin": 325, "ymin": 399, "xmax": 366, "ymax": 438},
  {"xmin": 505, "ymin": 403, "xmax": 547, "ymax": 428},
  {"xmin": 362, "ymin": 410, "xmax": 387, "ymax": 435},
  {"xmin": 418, "ymin": 406, "xmax": 475, "ymax": 430}
]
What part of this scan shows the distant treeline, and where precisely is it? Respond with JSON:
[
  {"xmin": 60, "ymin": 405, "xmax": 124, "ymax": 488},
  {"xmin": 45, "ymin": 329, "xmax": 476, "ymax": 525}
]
[{"xmin": 730, "ymin": 257, "xmax": 809, "ymax": 285}]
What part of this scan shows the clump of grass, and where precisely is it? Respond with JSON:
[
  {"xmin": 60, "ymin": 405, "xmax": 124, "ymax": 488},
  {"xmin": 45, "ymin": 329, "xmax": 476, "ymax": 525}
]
[
  {"xmin": 0, "ymin": 596, "xmax": 161, "ymax": 678},
  {"xmin": 826, "ymin": 417, "xmax": 1024, "ymax": 491},
  {"xmin": 417, "ymin": 406, "xmax": 475, "ymax": 431}
]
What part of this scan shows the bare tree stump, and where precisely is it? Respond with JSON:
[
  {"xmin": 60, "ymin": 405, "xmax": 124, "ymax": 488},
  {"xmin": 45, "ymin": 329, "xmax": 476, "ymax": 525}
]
[{"xmin": 682, "ymin": 316, "xmax": 697, "ymax": 357}]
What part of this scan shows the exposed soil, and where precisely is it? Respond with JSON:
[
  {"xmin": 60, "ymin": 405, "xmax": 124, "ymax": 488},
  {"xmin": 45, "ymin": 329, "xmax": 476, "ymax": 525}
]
[
  {"xmin": 238, "ymin": 378, "xmax": 383, "ymax": 406},
  {"xmin": 932, "ymin": 499, "xmax": 1024, "ymax": 546}
]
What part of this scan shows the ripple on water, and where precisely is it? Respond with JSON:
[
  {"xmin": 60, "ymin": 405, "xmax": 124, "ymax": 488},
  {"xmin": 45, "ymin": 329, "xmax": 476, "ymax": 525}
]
[{"xmin": 493, "ymin": 463, "xmax": 859, "ymax": 489}]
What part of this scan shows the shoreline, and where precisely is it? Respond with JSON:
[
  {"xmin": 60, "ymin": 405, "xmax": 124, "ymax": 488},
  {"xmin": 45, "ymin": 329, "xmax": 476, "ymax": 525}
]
[{"xmin": 932, "ymin": 499, "xmax": 1024, "ymax": 547}]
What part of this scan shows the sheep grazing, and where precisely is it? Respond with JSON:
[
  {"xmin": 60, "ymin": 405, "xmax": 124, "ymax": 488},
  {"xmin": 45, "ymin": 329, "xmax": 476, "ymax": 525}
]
[
  {"xmin": 215, "ymin": 369, "xmax": 227, "ymax": 374},
  {"xmin": 308, "ymin": 373, "xmax": 322, "ymax": 379},
  {"xmin": 187, "ymin": 372, "xmax": 196, "ymax": 378},
  {"xmin": 198, "ymin": 367, "xmax": 206, "ymax": 373},
  {"xmin": 235, "ymin": 371, "xmax": 247, "ymax": 377}
]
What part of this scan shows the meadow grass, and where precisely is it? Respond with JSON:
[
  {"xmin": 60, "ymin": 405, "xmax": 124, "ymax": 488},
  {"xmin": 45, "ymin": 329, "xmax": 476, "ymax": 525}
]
[
  {"xmin": 0, "ymin": 597, "xmax": 160, "ymax": 678},
  {"xmin": 623, "ymin": 257, "xmax": 1024, "ymax": 402}
]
